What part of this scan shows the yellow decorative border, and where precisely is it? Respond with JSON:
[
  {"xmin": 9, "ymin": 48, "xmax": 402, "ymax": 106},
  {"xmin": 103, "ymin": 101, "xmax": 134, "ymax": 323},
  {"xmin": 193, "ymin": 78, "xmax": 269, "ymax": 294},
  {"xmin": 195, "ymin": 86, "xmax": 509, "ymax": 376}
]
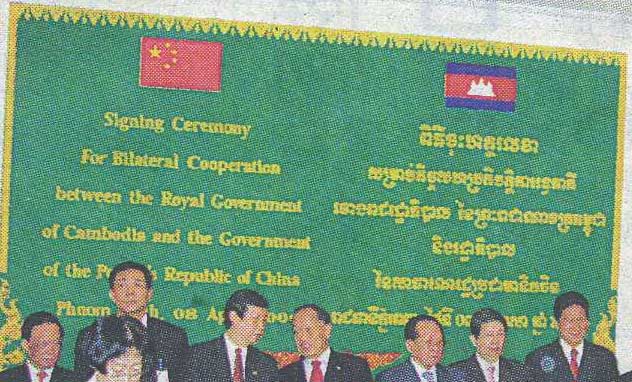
[
  {"xmin": 1, "ymin": 4, "xmax": 22, "ymax": 273},
  {"xmin": 8, "ymin": 3, "xmax": 628, "ymax": 65},
  {"xmin": 0, "ymin": 2, "xmax": 627, "ymax": 289},
  {"xmin": 612, "ymin": 52, "xmax": 627, "ymax": 290}
]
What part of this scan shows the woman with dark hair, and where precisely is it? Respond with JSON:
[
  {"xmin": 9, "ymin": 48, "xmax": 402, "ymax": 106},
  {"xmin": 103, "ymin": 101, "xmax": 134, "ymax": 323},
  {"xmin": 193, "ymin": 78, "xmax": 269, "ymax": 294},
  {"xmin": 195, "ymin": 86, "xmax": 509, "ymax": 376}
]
[{"xmin": 76, "ymin": 315, "xmax": 155, "ymax": 382}]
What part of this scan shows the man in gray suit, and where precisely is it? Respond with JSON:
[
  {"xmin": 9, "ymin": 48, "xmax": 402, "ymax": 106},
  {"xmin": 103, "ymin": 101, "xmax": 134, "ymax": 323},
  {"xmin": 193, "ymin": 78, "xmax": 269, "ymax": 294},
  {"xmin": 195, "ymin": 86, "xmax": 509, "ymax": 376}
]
[
  {"xmin": 376, "ymin": 314, "xmax": 448, "ymax": 382},
  {"xmin": 525, "ymin": 291, "xmax": 618, "ymax": 382}
]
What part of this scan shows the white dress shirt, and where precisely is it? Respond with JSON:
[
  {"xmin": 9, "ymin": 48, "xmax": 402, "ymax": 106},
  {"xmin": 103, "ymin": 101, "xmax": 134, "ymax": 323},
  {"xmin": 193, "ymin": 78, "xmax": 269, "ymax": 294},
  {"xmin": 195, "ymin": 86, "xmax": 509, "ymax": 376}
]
[
  {"xmin": 476, "ymin": 354, "xmax": 499, "ymax": 382},
  {"xmin": 411, "ymin": 359, "xmax": 438, "ymax": 382},
  {"xmin": 27, "ymin": 363, "xmax": 53, "ymax": 382},
  {"xmin": 224, "ymin": 333, "xmax": 248, "ymax": 378},
  {"xmin": 303, "ymin": 347, "xmax": 331, "ymax": 380},
  {"xmin": 560, "ymin": 338, "xmax": 584, "ymax": 367}
]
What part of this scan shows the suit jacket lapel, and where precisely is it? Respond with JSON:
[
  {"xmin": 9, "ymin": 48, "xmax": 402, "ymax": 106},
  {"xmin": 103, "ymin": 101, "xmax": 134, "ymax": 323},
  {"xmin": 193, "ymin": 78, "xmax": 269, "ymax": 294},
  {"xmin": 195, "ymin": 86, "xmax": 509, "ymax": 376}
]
[
  {"xmin": 577, "ymin": 343, "xmax": 593, "ymax": 382},
  {"xmin": 436, "ymin": 364, "xmax": 448, "ymax": 382},
  {"xmin": 403, "ymin": 360, "xmax": 422, "ymax": 382},
  {"xmin": 245, "ymin": 347, "xmax": 262, "ymax": 382},
  {"xmin": 324, "ymin": 351, "xmax": 342, "ymax": 382},
  {"xmin": 499, "ymin": 358, "xmax": 509, "ymax": 382},
  {"xmin": 552, "ymin": 342, "xmax": 575, "ymax": 382},
  {"xmin": 21, "ymin": 364, "xmax": 31, "ymax": 382},
  {"xmin": 50, "ymin": 367, "xmax": 66, "ymax": 382},
  {"xmin": 215, "ymin": 337, "xmax": 232, "ymax": 382},
  {"xmin": 467, "ymin": 355, "xmax": 488, "ymax": 382},
  {"xmin": 294, "ymin": 359, "xmax": 308, "ymax": 382}
]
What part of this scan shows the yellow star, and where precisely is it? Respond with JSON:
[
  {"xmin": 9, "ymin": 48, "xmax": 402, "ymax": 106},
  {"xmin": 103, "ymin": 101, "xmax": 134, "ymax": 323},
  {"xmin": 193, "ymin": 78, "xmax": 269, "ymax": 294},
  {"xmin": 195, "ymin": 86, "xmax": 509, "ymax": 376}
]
[{"xmin": 149, "ymin": 45, "xmax": 161, "ymax": 58}]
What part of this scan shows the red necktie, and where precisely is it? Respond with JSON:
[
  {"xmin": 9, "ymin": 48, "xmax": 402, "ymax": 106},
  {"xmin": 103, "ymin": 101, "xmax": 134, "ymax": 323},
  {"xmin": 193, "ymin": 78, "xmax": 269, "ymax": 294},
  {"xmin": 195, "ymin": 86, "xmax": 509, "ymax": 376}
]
[
  {"xmin": 310, "ymin": 360, "xmax": 324, "ymax": 382},
  {"xmin": 37, "ymin": 370, "xmax": 48, "ymax": 382},
  {"xmin": 570, "ymin": 349, "xmax": 580, "ymax": 381},
  {"xmin": 233, "ymin": 348, "xmax": 244, "ymax": 382}
]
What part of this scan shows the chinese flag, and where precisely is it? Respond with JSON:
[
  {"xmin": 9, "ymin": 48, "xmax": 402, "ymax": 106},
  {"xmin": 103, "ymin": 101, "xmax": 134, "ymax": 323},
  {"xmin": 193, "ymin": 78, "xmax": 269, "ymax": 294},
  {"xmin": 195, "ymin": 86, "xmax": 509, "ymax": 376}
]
[{"xmin": 139, "ymin": 37, "xmax": 223, "ymax": 92}]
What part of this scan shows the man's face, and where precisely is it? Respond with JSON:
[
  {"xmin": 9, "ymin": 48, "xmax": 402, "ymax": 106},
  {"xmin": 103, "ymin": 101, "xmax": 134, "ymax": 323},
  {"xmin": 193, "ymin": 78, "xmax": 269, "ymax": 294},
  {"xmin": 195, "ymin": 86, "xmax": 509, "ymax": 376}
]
[
  {"xmin": 406, "ymin": 321, "xmax": 444, "ymax": 369},
  {"xmin": 471, "ymin": 321, "xmax": 506, "ymax": 363},
  {"xmin": 229, "ymin": 305, "xmax": 269, "ymax": 346},
  {"xmin": 110, "ymin": 269, "xmax": 153, "ymax": 316},
  {"xmin": 293, "ymin": 308, "xmax": 331, "ymax": 359},
  {"xmin": 24, "ymin": 323, "xmax": 61, "ymax": 370},
  {"xmin": 559, "ymin": 304, "xmax": 589, "ymax": 348}
]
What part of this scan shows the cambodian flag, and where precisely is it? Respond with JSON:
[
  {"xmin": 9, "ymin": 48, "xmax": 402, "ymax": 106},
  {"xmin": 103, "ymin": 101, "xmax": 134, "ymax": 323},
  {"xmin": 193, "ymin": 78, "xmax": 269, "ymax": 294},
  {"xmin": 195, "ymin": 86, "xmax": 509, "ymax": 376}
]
[{"xmin": 445, "ymin": 63, "xmax": 517, "ymax": 112}]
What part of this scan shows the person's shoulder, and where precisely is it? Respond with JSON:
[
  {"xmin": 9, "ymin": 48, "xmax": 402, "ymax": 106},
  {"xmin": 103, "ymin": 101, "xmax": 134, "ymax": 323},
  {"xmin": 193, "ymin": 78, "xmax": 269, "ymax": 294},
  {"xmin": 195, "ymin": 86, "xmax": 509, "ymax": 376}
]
[
  {"xmin": 190, "ymin": 336, "xmax": 223, "ymax": 352},
  {"xmin": 279, "ymin": 358, "xmax": 302, "ymax": 376},
  {"xmin": 525, "ymin": 340, "xmax": 559, "ymax": 361},
  {"xmin": 54, "ymin": 365, "xmax": 80, "ymax": 379},
  {"xmin": 331, "ymin": 350, "xmax": 368, "ymax": 366},
  {"xmin": 374, "ymin": 360, "xmax": 409, "ymax": 381},
  {"xmin": 147, "ymin": 316, "xmax": 186, "ymax": 334},
  {"xmin": 76, "ymin": 319, "xmax": 99, "ymax": 336},
  {"xmin": 448, "ymin": 355, "xmax": 474, "ymax": 369},
  {"xmin": 446, "ymin": 357, "xmax": 477, "ymax": 382},
  {"xmin": 0, "ymin": 364, "xmax": 24, "ymax": 380},
  {"xmin": 249, "ymin": 346, "xmax": 278, "ymax": 366},
  {"xmin": 584, "ymin": 340, "xmax": 616, "ymax": 358},
  {"xmin": 501, "ymin": 357, "xmax": 527, "ymax": 369}
]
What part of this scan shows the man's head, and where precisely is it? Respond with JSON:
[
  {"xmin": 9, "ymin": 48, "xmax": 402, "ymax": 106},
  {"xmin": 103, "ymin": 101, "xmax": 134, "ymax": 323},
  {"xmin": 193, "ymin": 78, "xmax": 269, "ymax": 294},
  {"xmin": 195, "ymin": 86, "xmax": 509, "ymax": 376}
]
[
  {"xmin": 292, "ymin": 304, "xmax": 332, "ymax": 359},
  {"xmin": 404, "ymin": 315, "xmax": 444, "ymax": 369},
  {"xmin": 224, "ymin": 289, "xmax": 269, "ymax": 347},
  {"xmin": 22, "ymin": 312, "xmax": 64, "ymax": 370},
  {"xmin": 108, "ymin": 262, "xmax": 153, "ymax": 318},
  {"xmin": 554, "ymin": 291, "xmax": 589, "ymax": 348},
  {"xmin": 470, "ymin": 308, "xmax": 507, "ymax": 363}
]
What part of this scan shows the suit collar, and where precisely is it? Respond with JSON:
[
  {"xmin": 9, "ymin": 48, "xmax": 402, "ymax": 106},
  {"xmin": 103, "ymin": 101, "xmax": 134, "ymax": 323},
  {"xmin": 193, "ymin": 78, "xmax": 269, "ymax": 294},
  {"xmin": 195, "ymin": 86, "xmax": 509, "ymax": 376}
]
[
  {"xmin": 325, "ymin": 350, "xmax": 342, "ymax": 377},
  {"xmin": 551, "ymin": 340, "xmax": 576, "ymax": 378},
  {"xmin": 559, "ymin": 338, "xmax": 584, "ymax": 365},
  {"xmin": 410, "ymin": 357, "xmax": 443, "ymax": 381},
  {"xmin": 208, "ymin": 336, "xmax": 232, "ymax": 382},
  {"xmin": 462, "ymin": 355, "xmax": 489, "ymax": 381},
  {"xmin": 25, "ymin": 362, "xmax": 55, "ymax": 382}
]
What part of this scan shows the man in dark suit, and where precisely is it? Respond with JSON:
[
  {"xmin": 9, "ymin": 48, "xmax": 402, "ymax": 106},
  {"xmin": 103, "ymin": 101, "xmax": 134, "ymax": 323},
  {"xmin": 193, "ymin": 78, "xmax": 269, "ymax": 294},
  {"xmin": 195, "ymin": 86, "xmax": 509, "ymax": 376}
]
[
  {"xmin": 524, "ymin": 291, "xmax": 618, "ymax": 382},
  {"xmin": 376, "ymin": 314, "xmax": 448, "ymax": 382},
  {"xmin": 448, "ymin": 308, "xmax": 533, "ymax": 382},
  {"xmin": 74, "ymin": 261, "xmax": 189, "ymax": 382},
  {"xmin": 0, "ymin": 311, "xmax": 77, "ymax": 382},
  {"xmin": 280, "ymin": 304, "xmax": 372, "ymax": 382},
  {"xmin": 185, "ymin": 289, "xmax": 279, "ymax": 382}
]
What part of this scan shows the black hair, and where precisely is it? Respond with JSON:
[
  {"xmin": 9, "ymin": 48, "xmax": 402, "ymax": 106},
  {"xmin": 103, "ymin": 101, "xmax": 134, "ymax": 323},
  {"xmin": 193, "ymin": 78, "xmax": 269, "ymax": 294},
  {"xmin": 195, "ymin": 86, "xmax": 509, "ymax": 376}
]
[
  {"xmin": 293, "ymin": 304, "xmax": 331, "ymax": 325},
  {"xmin": 108, "ymin": 261, "xmax": 153, "ymax": 290},
  {"xmin": 554, "ymin": 291, "xmax": 589, "ymax": 321},
  {"xmin": 470, "ymin": 308, "xmax": 507, "ymax": 338},
  {"xmin": 404, "ymin": 314, "xmax": 444, "ymax": 342},
  {"xmin": 80, "ymin": 316, "xmax": 150, "ymax": 376},
  {"xmin": 22, "ymin": 311, "xmax": 64, "ymax": 341},
  {"xmin": 223, "ymin": 289, "xmax": 269, "ymax": 328}
]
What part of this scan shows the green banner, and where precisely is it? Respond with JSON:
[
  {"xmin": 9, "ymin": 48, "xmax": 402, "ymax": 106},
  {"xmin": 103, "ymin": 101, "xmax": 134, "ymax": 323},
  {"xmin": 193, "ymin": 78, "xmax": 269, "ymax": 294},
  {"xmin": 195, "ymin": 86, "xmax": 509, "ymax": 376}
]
[{"xmin": 0, "ymin": 3, "xmax": 625, "ymax": 370}]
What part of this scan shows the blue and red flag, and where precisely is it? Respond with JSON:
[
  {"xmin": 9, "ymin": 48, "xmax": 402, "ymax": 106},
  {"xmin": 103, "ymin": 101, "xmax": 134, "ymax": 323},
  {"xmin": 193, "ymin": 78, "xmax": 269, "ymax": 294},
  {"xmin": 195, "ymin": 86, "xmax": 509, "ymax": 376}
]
[{"xmin": 445, "ymin": 63, "xmax": 517, "ymax": 112}]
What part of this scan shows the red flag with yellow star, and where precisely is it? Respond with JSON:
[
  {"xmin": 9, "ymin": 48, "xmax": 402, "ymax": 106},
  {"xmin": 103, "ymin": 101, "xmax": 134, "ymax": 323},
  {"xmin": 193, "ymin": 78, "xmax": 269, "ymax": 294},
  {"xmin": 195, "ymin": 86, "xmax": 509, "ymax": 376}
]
[{"xmin": 139, "ymin": 37, "xmax": 223, "ymax": 92}]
